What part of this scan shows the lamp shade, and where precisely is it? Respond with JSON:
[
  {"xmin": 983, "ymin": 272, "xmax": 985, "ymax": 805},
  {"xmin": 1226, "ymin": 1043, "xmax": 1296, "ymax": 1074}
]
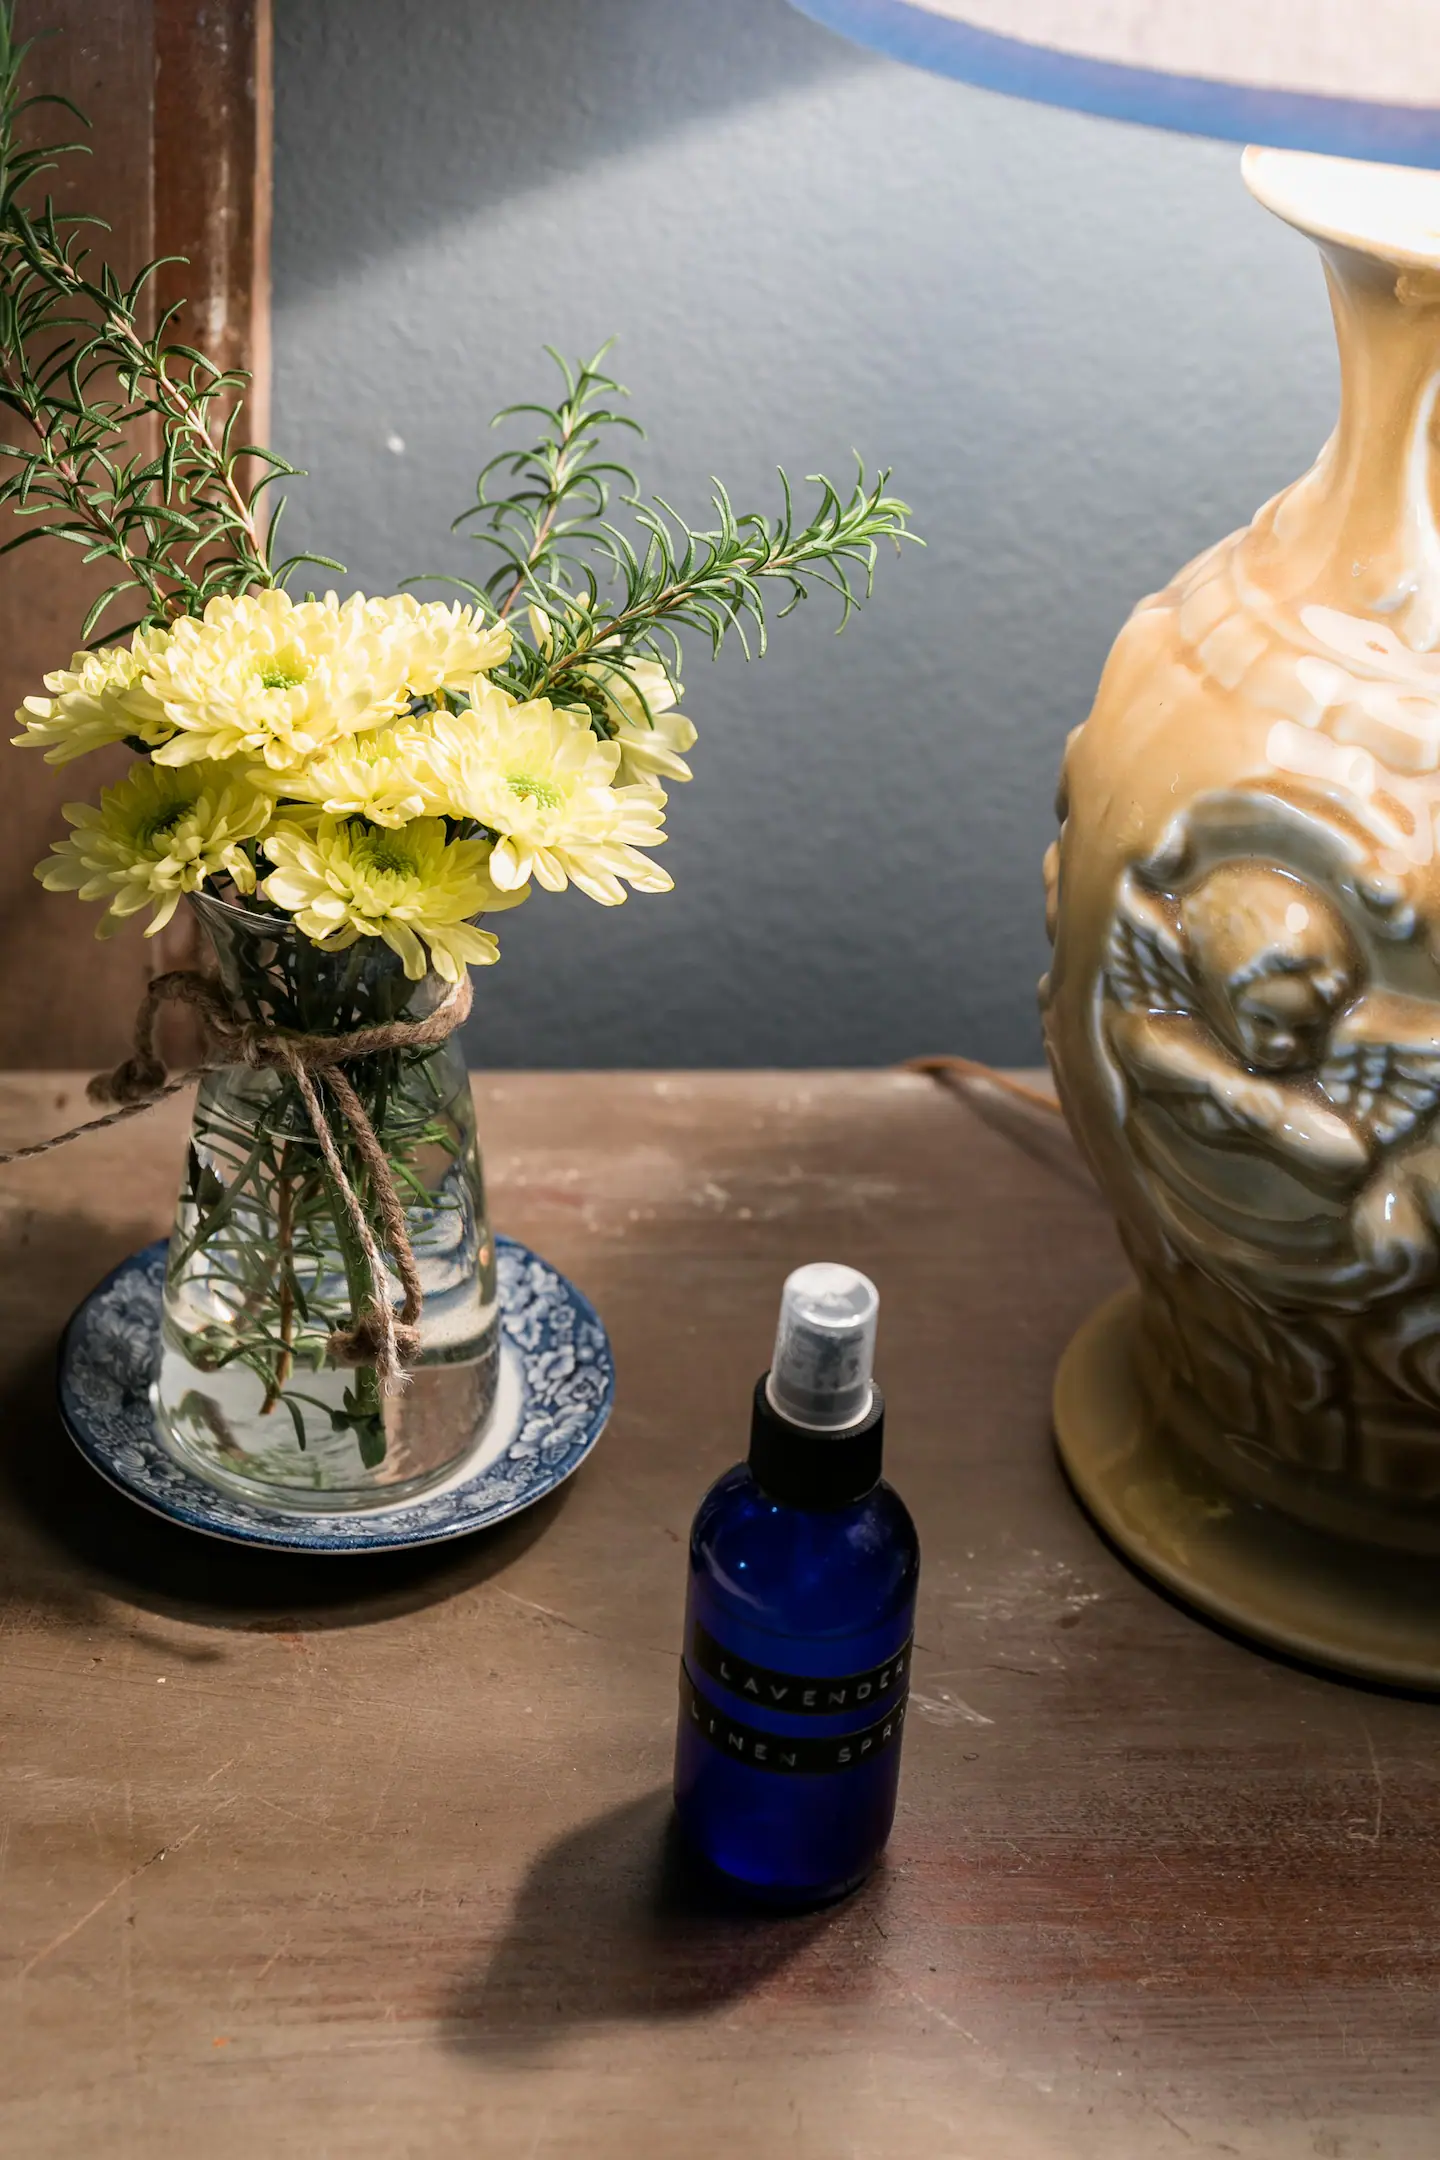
[{"xmin": 789, "ymin": 0, "xmax": 1440, "ymax": 168}]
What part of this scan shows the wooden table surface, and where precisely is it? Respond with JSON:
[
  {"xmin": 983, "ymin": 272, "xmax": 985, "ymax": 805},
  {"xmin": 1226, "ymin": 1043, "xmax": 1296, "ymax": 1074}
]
[{"xmin": 2, "ymin": 1069, "xmax": 1438, "ymax": 2159}]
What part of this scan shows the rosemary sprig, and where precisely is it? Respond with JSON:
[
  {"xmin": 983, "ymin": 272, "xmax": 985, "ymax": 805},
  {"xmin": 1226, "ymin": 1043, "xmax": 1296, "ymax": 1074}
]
[
  {"xmin": 0, "ymin": 3, "xmax": 339, "ymax": 640},
  {"xmin": 455, "ymin": 342, "xmax": 641, "ymax": 623},
  {"xmin": 420, "ymin": 344, "xmax": 918, "ymax": 718},
  {"xmin": 523, "ymin": 459, "xmax": 915, "ymax": 696}
]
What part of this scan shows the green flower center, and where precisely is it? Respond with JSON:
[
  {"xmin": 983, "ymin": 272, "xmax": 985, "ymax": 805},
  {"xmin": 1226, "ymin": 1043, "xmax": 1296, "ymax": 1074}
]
[
  {"xmin": 140, "ymin": 805, "xmax": 190, "ymax": 846},
  {"xmin": 257, "ymin": 659, "xmax": 310, "ymax": 691},
  {"xmin": 356, "ymin": 832, "xmax": 414, "ymax": 877},
  {"xmin": 506, "ymin": 770, "xmax": 562, "ymax": 810}
]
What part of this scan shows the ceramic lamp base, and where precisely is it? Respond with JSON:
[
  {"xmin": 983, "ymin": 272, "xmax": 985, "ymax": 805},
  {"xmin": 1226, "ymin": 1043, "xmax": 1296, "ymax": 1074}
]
[{"xmin": 1054, "ymin": 1290, "xmax": 1440, "ymax": 1691}]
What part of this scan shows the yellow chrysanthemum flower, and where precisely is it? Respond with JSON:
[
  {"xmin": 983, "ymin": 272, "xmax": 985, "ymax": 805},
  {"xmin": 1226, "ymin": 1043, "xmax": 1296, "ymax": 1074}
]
[
  {"xmin": 592, "ymin": 658, "xmax": 697, "ymax": 786},
  {"xmin": 260, "ymin": 815, "xmax": 527, "ymax": 981},
  {"xmin": 140, "ymin": 589, "xmax": 513, "ymax": 774},
  {"xmin": 144, "ymin": 589, "xmax": 393, "ymax": 771},
  {"xmin": 428, "ymin": 683, "xmax": 673, "ymax": 905},
  {"xmin": 36, "ymin": 760, "xmax": 272, "ymax": 937},
  {"xmin": 528, "ymin": 608, "xmax": 696, "ymax": 785},
  {"xmin": 12, "ymin": 633, "xmax": 175, "ymax": 765},
  {"xmin": 259, "ymin": 716, "xmax": 448, "ymax": 828},
  {"xmin": 360, "ymin": 593, "xmax": 511, "ymax": 699}
]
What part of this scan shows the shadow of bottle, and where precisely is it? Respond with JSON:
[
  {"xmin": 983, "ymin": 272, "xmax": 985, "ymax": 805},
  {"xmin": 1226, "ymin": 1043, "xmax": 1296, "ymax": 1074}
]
[{"xmin": 442, "ymin": 1785, "xmax": 889, "ymax": 2060}]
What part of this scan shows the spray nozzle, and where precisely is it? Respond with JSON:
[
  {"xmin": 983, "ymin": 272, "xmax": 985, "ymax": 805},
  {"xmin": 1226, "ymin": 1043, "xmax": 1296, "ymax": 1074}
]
[{"xmin": 766, "ymin": 1261, "xmax": 879, "ymax": 1432}]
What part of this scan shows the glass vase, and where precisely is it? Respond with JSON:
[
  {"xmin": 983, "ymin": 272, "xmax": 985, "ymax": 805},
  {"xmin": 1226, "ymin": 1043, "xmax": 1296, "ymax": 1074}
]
[{"xmin": 153, "ymin": 892, "xmax": 499, "ymax": 1510}]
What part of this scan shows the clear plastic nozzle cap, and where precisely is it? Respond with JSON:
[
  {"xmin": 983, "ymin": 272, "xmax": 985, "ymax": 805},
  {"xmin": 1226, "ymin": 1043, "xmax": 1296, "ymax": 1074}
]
[{"xmin": 766, "ymin": 1262, "xmax": 879, "ymax": 1432}]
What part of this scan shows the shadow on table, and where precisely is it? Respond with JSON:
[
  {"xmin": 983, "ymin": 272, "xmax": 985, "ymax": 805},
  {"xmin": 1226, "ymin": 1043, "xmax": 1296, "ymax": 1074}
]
[
  {"xmin": 0, "ymin": 1336, "xmax": 567, "ymax": 1634},
  {"xmin": 443, "ymin": 1787, "xmax": 884, "ymax": 2057}
]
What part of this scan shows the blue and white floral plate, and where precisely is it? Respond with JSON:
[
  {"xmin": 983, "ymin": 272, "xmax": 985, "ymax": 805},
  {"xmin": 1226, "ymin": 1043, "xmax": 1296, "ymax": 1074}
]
[{"xmin": 57, "ymin": 1236, "xmax": 613, "ymax": 1553}]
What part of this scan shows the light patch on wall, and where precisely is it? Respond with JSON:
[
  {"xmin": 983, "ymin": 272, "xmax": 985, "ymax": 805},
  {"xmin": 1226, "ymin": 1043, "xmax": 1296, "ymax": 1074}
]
[{"xmin": 271, "ymin": 0, "xmax": 1338, "ymax": 1067}]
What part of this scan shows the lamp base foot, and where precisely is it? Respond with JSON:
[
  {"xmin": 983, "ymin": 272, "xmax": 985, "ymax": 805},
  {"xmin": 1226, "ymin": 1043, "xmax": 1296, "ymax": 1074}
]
[{"xmin": 1054, "ymin": 1289, "xmax": 1440, "ymax": 1691}]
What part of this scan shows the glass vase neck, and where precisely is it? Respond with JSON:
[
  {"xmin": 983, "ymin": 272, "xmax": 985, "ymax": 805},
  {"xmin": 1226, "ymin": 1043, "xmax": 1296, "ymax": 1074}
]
[{"xmin": 189, "ymin": 892, "xmax": 449, "ymax": 1036}]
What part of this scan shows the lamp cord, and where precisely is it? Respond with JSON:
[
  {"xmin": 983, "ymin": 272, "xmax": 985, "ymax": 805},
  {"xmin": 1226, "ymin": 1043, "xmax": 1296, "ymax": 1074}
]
[{"xmin": 903, "ymin": 1053, "xmax": 1063, "ymax": 1118}]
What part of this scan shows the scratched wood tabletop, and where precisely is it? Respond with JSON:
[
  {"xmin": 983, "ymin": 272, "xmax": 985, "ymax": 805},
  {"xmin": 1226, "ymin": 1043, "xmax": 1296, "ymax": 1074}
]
[{"xmin": 1, "ymin": 1068, "xmax": 1437, "ymax": 2159}]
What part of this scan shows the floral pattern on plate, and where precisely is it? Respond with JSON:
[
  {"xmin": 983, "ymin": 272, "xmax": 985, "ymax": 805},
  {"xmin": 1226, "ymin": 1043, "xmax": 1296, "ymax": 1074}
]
[{"xmin": 57, "ymin": 1235, "xmax": 612, "ymax": 1552}]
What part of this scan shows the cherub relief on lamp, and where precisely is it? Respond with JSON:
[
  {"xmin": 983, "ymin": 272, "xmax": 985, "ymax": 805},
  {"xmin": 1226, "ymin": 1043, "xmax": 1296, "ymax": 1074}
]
[{"xmin": 1063, "ymin": 783, "xmax": 1440, "ymax": 1532}]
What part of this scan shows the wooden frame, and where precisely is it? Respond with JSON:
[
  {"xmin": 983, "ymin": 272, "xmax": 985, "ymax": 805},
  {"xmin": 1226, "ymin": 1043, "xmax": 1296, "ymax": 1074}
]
[{"xmin": 0, "ymin": 0, "xmax": 272, "ymax": 1066}]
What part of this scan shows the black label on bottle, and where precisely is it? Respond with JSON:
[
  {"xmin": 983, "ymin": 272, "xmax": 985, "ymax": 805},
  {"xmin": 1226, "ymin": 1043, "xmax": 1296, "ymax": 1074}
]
[
  {"xmin": 691, "ymin": 1622, "xmax": 912, "ymax": 1715},
  {"xmin": 679, "ymin": 1665, "xmax": 908, "ymax": 1775}
]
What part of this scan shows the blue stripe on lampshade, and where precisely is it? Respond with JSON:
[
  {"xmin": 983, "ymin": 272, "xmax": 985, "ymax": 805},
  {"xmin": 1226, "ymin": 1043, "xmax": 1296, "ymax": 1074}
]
[{"xmin": 788, "ymin": 0, "xmax": 1440, "ymax": 169}]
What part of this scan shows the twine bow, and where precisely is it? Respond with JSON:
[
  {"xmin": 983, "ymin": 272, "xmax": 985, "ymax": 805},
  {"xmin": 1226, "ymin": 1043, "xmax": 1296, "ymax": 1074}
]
[{"xmin": 0, "ymin": 967, "xmax": 473, "ymax": 1388}]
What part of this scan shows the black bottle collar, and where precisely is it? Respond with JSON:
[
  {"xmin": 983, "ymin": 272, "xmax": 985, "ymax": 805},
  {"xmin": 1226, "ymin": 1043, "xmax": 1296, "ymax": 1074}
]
[{"xmin": 747, "ymin": 1375, "xmax": 885, "ymax": 1509}]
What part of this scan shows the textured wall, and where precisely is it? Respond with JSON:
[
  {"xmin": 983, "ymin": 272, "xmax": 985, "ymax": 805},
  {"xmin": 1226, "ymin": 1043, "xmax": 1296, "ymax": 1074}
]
[{"xmin": 271, "ymin": 0, "xmax": 1337, "ymax": 1068}]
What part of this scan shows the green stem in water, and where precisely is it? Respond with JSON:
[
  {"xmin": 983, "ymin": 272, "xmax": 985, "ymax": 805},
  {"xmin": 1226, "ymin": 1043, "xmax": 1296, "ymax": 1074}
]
[
  {"xmin": 259, "ymin": 1145, "xmax": 297, "ymax": 1418},
  {"xmin": 313, "ymin": 1105, "xmax": 387, "ymax": 1462}
]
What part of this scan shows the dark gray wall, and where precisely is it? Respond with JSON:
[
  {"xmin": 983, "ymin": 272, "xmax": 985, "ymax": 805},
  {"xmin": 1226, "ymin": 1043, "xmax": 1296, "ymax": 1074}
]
[{"xmin": 271, "ymin": 0, "xmax": 1337, "ymax": 1068}]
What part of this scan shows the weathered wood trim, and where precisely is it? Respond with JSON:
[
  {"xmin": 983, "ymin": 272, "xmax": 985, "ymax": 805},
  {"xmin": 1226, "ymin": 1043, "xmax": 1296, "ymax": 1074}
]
[
  {"xmin": 0, "ymin": 1, "xmax": 273, "ymax": 1066},
  {"xmin": 153, "ymin": 0, "xmax": 273, "ymax": 443}
]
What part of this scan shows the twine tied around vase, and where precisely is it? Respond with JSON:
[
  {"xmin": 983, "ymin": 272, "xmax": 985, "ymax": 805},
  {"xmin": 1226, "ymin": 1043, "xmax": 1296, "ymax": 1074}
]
[{"xmin": 0, "ymin": 966, "xmax": 473, "ymax": 1388}]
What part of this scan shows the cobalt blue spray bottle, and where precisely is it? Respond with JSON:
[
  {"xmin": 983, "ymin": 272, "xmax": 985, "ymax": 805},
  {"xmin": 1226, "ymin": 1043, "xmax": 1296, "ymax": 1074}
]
[{"xmin": 673, "ymin": 1264, "xmax": 919, "ymax": 1904}]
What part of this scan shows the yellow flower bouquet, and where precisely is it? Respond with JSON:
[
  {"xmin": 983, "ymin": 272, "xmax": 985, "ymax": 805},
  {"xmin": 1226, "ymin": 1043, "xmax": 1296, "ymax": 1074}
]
[
  {"xmin": 22, "ymin": 590, "xmax": 672, "ymax": 972},
  {"xmin": 0, "ymin": 7, "xmax": 913, "ymax": 1509}
]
